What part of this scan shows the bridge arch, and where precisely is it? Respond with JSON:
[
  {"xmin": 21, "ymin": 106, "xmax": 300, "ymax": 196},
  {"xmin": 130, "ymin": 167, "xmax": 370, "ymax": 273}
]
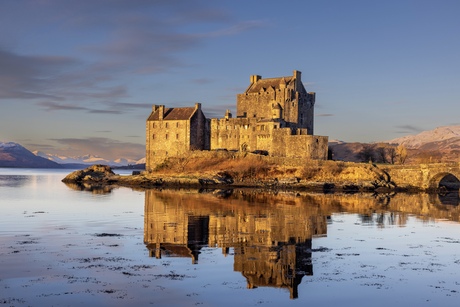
[{"xmin": 428, "ymin": 172, "xmax": 460, "ymax": 190}]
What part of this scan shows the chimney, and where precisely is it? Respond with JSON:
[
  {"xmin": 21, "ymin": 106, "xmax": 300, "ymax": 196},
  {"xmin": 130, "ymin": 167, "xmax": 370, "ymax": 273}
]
[
  {"xmin": 250, "ymin": 75, "xmax": 262, "ymax": 84},
  {"xmin": 293, "ymin": 70, "xmax": 302, "ymax": 90},
  {"xmin": 158, "ymin": 105, "xmax": 164, "ymax": 120},
  {"xmin": 195, "ymin": 102, "xmax": 201, "ymax": 110}
]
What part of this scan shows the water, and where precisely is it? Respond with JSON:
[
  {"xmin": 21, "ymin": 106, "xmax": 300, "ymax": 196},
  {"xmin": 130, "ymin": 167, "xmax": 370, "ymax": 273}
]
[{"xmin": 1, "ymin": 169, "xmax": 460, "ymax": 306}]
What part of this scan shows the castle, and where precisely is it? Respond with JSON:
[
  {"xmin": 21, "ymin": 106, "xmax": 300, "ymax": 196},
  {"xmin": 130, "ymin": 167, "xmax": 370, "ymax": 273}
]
[{"xmin": 146, "ymin": 70, "xmax": 328, "ymax": 171}]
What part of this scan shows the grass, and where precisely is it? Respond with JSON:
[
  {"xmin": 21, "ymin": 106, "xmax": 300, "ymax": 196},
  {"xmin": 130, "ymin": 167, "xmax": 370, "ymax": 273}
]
[{"xmin": 149, "ymin": 154, "xmax": 355, "ymax": 184}]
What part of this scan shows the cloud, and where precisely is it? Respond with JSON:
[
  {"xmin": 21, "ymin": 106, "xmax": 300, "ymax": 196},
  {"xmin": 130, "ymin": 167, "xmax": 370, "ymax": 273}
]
[
  {"xmin": 203, "ymin": 20, "xmax": 266, "ymax": 37},
  {"xmin": 38, "ymin": 102, "xmax": 90, "ymax": 111},
  {"xmin": 0, "ymin": 1, "xmax": 263, "ymax": 116},
  {"xmin": 37, "ymin": 100, "xmax": 150, "ymax": 114},
  {"xmin": 37, "ymin": 101, "xmax": 121, "ymax": 114},
  {"xmin": 317, "ymin": 113, "xmax": 334, "ymax": 117},
  {"xmin": 49, "ymin": 137, "xmax": 145, "ymax": 160},
  {"xmin": 105, "ymin": 102, "xmax": 152, "ymax": 109},
  {"xmin": 0, "ymin": 49, "xmax": 77, "ymax": 100},
  {"xmin": 394, "ymin": 125, "xmax": 423, "ymax": 134},
  {"xmin": 203, "ymin": 103, "xmax": 235, "ymax": 118},
  {"xmin": 88, "ymin": 109, "xmax": 122, "ymax": 114}
]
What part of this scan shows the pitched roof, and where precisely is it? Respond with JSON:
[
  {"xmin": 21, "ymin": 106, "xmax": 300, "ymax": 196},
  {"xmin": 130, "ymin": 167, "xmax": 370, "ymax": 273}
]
[
  {"xmin": 246, "ymin": 76, "xmax": 294, "ymax": 93},
  {"xmin": 148, "ymin": 107, "xmax": 196, "ymax": 121}
]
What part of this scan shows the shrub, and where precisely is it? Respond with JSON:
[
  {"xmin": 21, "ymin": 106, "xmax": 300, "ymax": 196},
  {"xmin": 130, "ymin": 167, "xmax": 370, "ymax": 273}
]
[{"xmin": 300, "ymin": 166, "xmax": 321, "ymax": 180}]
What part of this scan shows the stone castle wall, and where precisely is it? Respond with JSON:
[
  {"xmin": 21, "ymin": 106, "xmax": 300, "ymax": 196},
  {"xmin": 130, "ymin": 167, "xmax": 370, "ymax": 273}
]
[
  {"xmin": 146, "ymin": 104, "xmax": 209, "ymax": 170},
  {"xmin": 190, "ymin": 111, "xmax": 210, "ymax": 150},
  {"xmin": 146, "ymin": 70, "xmax": 328, "ymax": 170},
  {"xmin": 146, "ymin": 119, "xmax": 192, "ymax": 168}
]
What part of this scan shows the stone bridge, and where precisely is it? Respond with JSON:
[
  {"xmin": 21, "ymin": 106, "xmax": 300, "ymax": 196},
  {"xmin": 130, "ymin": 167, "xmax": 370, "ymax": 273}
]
[{"xmin": 382, "ymin": 163, "xmax": 460, "ymax": 191}]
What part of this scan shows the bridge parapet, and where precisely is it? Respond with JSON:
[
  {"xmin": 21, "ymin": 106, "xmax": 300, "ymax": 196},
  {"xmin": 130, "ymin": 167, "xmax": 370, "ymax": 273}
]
[{"xmin": 382, "ymin": 163, "xmax": 460, "ymax": 191}]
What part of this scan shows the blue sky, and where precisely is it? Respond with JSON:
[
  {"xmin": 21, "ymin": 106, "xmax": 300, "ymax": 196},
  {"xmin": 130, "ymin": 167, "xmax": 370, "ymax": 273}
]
[{"xmin": 1, "ymin": 0, "xmax": 459, "ymax": 160}]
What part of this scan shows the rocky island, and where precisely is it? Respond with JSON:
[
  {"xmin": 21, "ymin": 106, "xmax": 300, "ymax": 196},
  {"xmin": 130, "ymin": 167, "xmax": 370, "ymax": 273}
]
[{"xmin": 61, "ymin": 152, "xmax": 460, "ymax": 193}]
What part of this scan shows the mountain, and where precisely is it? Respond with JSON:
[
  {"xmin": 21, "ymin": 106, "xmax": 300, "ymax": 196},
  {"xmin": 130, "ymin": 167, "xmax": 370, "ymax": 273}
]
[
  {"xmin": 330, "ymin": 125, "xmax": 460, "ymax": 164},
  {"xmin": 385, "ymin": 125, "xmax": 460, "ymax": 163},
  {"xmin": 387, "ymin": 126, "xmax": 460, "ymax": 148},
  {"xmin": 0, "ymin": 142, "xmax": 62, "ymax": 168},
  {"xmin": 33, "ymin": 151, "xmax": 145, "ymax": 167}
]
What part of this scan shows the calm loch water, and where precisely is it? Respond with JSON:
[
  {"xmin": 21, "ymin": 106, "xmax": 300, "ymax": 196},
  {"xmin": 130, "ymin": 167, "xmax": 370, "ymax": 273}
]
[{"xmin": 1, "ymin": 169, "xmax": 459, "ymax": 306}]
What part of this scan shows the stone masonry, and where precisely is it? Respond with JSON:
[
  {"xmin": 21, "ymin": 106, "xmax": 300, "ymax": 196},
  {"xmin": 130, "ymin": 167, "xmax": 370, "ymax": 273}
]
[
  {"xmin": 146, "ymin": 103, "xmax": 209, "ymax": 169},
  {"xmin": 146, "ymin": 70, "xmax": 328, "ymax": 171}
]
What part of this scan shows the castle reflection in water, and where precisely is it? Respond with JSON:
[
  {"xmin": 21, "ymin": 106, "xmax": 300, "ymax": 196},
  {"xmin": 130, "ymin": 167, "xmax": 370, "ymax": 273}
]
[{"xmin": 143, "ymin": 189, "xmax": 460, "ymax": 299}]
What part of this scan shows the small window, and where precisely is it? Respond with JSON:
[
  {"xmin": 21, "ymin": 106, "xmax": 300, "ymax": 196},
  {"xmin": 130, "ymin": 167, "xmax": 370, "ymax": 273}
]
[
  {"xmin": 165, "ymin": 134, "xmax": 168, "ymax": 139},
  {"xmin": 176, "ymin": 122, "xmax": 179, "ymax": 128},
  {"xmin": 152, "ymin": 134, "xmax": 155, "ymax": 139},
  {"xmin": 152, "ymin": 123, "xmax": 155, "ymax": 128},
  {"xmin": 274, "ymin": 125, "xmax": 277, "ymax": 129},
  {"xmin": 176, "ymin": 134, "xmax": 179, "ymax": 139},
  {"xmin": 165, "ymin": 122, "xmax": 168, "ymax": 128}
]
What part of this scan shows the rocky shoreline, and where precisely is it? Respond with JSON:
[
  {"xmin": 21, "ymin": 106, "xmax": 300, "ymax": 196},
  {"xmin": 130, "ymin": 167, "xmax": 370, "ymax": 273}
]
[{"xmin": 61, "ymin": 164, "xmax": 421, "ymax": 193}]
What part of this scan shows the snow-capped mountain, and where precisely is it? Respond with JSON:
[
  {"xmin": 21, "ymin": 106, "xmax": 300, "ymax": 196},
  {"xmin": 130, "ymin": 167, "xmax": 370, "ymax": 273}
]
[
  {"xmin": 329, "ymin": 125, "xmax": 460, "ymax": 164},
  {"xmin": 387, "ymin": 125, "xmax": 460, "ymax": 148},
  {"xmin": 32, "ymin": 151, "xmax": 144, "ymax": 167},
  {"xmin": 0, "ymin": 142, "xmax": 62, "ymax": 168}
]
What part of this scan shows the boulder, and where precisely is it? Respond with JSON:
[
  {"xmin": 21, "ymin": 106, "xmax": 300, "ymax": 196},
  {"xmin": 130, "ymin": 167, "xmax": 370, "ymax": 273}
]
[{"xmin": 62, "ymin": 164, "xmax": 117, "ymax": 183}]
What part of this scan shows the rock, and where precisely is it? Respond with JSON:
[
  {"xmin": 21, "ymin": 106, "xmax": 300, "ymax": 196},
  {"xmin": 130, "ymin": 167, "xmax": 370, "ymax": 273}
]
[
  {"xmin": 199, "ymin": 178, "xmax": 216, "ymax": 185},
  {"xmin": 62, "ymin": 164, "xmax": 117, "ymax": 183},
  {"xmin": 213, "ymin": 171, "xmax": 234, "ymax": 184}
]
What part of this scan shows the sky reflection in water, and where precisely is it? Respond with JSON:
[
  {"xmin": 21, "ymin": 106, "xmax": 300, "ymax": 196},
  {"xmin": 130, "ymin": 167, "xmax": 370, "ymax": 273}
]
[{"xmin": 0, "ymin": 169, "xmax": 459, "ymax": 306}]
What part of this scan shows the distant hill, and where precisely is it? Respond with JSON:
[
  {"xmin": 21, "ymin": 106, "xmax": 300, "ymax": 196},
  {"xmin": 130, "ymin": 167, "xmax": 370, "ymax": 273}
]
[
  {"xmin": 330, "ymin": 125, "xmax": 460, "ymax": 164},
  {"xmin": 328, "ymin": 141, "xmax": 368, "ymax": 163},
  {"xmin": 0, "ymin": 142, "xmax": 62, "ymax": 168},
  {"xmin": 387, "ymin": 126, "xmax": 460, "ymax": 148},
  {"xmin": 33, "ymin": 151, "xmax": 145, "ymax": 168},
  {"xmin": 386, "ymin": 125, "xmax": 460, "ymax": 163}
]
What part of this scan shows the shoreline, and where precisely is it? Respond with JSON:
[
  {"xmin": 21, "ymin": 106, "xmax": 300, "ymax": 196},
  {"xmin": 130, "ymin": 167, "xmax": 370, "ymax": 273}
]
[{"xmin": 61, "ymin": 164, "xmax": 432, "ymax": 194}]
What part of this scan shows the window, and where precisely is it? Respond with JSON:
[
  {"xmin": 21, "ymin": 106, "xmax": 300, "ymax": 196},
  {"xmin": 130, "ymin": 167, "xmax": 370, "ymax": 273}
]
[
  {"xmin": 152, "ymin": 134, "xmax": 155, "ymax": 139},
  {"xmin": 152, "ymin": 123, "xmax": 155, "ymax": 128},
  {"xmin": 165, "ymin": 122, "xmax": 168, "ymax": 128},
  {"xmin": 176, "ymin": 134, "xmax": 179, "ymax": 139},
  {"xmin": 165, "ymin": 134, "xmax": 168, "ymax": 139},
  {"xmin": 176, "ymin": 122, "xmax": 179, "ymax": 128}
]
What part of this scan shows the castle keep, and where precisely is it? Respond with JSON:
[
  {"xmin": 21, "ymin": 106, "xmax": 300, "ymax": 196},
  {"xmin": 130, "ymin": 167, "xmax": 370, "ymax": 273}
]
[{"xmin": 146, "ymin": 70, "xmax": 328, "ymax": 171}]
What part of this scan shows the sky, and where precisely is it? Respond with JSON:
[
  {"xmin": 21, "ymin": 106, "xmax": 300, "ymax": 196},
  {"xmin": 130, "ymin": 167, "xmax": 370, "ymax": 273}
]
[{"xmin": 1, "ymin": 0, "xmax": 459, "ymax": 160}]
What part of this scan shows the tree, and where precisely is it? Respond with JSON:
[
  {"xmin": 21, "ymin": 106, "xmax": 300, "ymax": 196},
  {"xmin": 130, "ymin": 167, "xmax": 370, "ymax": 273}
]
[
  {"xmin": 375, "ymin": 145, "xmax": 388, "ymax": 164},
  {"xmin": 357, "ymin": 144, "xmax": 375, "ymax": 163},
  {"xmin": 387, "ymin": 147, "xmax": 397, "ymax": 164},
  {"xmin": 396, "ymin": 144, "xmax": 407, "ymax": 164}
]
